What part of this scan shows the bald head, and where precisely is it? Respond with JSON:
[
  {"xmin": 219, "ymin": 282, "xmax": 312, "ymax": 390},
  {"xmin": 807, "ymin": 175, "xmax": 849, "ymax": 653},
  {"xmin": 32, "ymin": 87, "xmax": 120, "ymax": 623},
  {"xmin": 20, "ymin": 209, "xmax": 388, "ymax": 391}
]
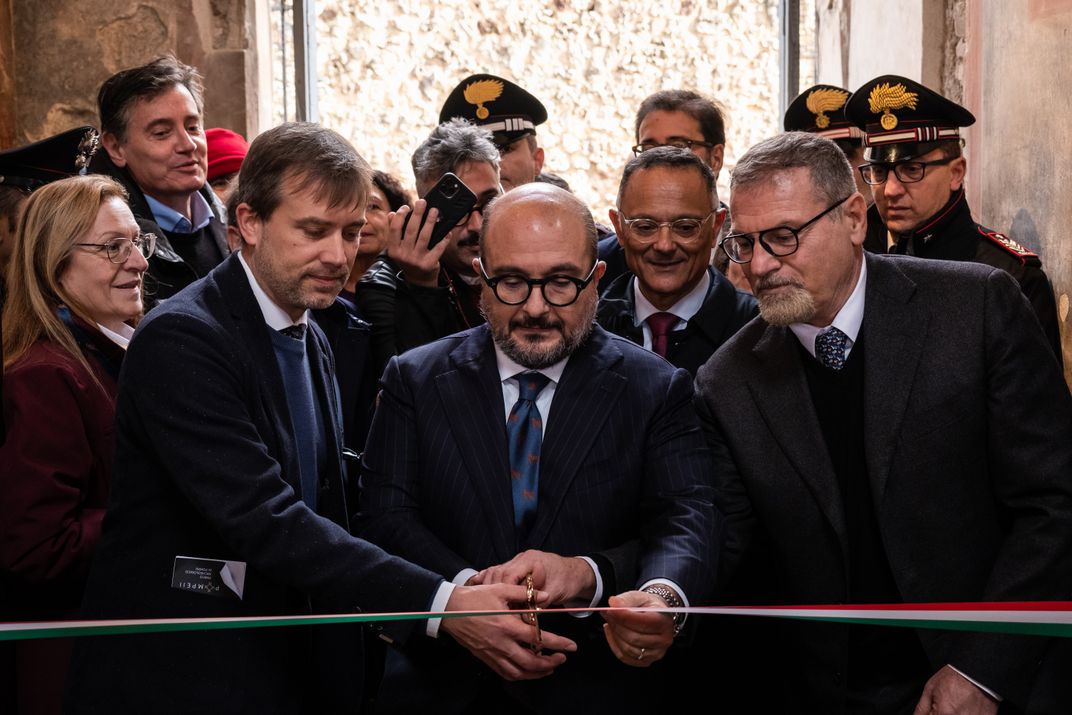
[{"xmin": 479, "ymin": 183, "xmax": 598, "ymax": 264}]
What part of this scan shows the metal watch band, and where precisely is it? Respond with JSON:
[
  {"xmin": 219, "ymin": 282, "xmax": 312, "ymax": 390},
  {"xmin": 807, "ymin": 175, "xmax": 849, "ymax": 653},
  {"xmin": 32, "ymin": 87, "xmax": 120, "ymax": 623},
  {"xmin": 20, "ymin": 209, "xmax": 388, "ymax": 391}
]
[{"xmin": 641, "ymin": 584, "xmax": 685, "ymax": 634}]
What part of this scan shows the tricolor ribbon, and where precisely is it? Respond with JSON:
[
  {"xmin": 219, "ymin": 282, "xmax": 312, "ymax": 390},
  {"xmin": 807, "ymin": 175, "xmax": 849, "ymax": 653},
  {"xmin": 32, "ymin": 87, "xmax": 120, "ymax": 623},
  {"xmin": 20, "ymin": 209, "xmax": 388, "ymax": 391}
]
[{"xmin": 5, "ymin": 602, "xmax": 1072, "ymax": 642}]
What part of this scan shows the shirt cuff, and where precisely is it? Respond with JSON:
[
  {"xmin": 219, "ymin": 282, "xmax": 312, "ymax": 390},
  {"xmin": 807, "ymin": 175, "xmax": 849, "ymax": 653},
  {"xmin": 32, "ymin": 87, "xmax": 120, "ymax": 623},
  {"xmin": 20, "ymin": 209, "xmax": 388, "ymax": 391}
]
[
  {"xmin": 565, "ymin": 556, "xmax": 603, "ymax": 618},
  {"xmin": 425, "ymin": 580, "xmax": 457, "ymax": 638},
  {"xmin": 948, "ymin": 665, "xmax": 1002, "ymax": 702}
]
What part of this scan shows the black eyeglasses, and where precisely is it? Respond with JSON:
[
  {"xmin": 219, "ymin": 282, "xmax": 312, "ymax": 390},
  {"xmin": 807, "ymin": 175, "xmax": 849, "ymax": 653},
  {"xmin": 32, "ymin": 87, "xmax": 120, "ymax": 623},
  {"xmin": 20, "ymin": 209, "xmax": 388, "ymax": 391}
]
[
  {"xmin": 478, "ymin": 259, "xmax": 599, "ymax": 307},
  {"xmin": 858, "ymin": 157, "xmax": 956, "ymax": 186},
  {"xmin": 74, "ymin": 232, "xmax": 157, "ymax": 264},
  {"xmin": 720, "ymin": 196, "xmax": 850, "ymax": 264},
  {"xmin": 454, "ymin": 196, "xmax": 498, "ymax": 229},
  {"xmin": 618, "ymin": 212, "xmax": 714, "ymax": 245},
  {"xmin": 631, "ymin": 139, "xmax": 715, "ymax": 156}
]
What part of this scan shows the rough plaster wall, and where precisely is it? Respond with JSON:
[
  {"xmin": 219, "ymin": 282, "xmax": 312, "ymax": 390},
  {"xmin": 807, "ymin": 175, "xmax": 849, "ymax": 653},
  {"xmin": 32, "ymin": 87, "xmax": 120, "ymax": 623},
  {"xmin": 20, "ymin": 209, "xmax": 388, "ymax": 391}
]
[
  {"xmin": 847, "ymin": 0, "xmax": 924, "ymax": 87},
  {"xmin": 7, "ymin": 0, "xmax": 250, "ymax": 147},
  {"xmin": 815, "ymin": 0, "xmax": 848, "ymax": 87},
  {"xmin": 313, "ymin": 0, "xmax": 782, "ymax": 217},
  {"xmin": 966, "ymin": 0, "xmax": 1072, "ymax": 374},
  {"xmin": 941, "ymin": 0, "xmax": 966, "ymax": 104}
]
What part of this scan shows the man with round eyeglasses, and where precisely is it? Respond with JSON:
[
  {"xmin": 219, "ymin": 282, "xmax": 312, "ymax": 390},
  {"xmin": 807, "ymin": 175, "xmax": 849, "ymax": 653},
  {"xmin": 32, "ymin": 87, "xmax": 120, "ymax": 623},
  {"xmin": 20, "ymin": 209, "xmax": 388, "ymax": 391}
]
[
  {"xmin": 356, "ymin": 182, "xmax": 718, "ymax": 713},
  {"xmin": 597, "ymin": 147, "xmax": 756, "ymax": 375},
  {"xmin": 845, "ymin": 74, "xmax": 1062, "ymax": 362},
  {"xmin": 696, "ymin": 130, "xmax": 1072, "ymax": 714}
]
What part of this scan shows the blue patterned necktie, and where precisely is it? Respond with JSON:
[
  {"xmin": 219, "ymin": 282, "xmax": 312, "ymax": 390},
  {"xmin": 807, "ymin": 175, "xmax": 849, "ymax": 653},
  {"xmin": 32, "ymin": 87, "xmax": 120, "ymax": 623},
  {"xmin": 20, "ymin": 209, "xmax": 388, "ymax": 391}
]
[
  {"xmin": 507, "ymin": 372, "xmax": 551, "ymax": 535},
  {"xmin": 815, "ymin": 327, "xmax": 849, "ymax": 370}
]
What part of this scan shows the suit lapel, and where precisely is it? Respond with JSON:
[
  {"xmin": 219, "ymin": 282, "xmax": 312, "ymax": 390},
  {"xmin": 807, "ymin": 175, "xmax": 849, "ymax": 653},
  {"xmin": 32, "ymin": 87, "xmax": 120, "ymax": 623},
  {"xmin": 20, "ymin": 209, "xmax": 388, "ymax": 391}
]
[
  {"xmin": 748, "ymin": 326, "xmax": 848, "ymax": 547},
  {"xmin": 861, "ymin": 255, "xmax": 928, "ymax": 501},
  {"xmin": 220, "ymin": 255, "xmax": 303, "ymax": 497},
  {"xmin": 527, "ymin": 327, "xmax": 624, "ymax": 547},
  {"xmin": 307, "ymin": 324, "xmax": 347, "ymax": 516},
  {"xmin": 435, "ymin": 328, "xmax": 516, "ymax": 561}
]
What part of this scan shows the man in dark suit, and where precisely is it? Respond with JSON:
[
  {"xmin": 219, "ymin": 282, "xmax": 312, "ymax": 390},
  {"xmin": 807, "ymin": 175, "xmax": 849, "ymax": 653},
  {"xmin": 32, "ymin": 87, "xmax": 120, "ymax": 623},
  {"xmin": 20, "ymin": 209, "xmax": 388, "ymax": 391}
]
[
  {"xmin": 90, "ymin": 55, "xmax": 230, "ymax": 302},
  {"xmin": 66, "ymin": 123, "xmax": 566, "ymax": 714},
  {"xmin": 701, "ymin": 131, "xmax": 1072, "ymax": 714},
  {"xmin": 597, "ymin": 146, "xmax": 757, "ymax": 375},
  {"xmin": 356, "ymin": 182, "xmax": 719, "ymax": 713},
  {"xmin": 599, "ymin": 88, "xmax": 729, "ymax": 290}
]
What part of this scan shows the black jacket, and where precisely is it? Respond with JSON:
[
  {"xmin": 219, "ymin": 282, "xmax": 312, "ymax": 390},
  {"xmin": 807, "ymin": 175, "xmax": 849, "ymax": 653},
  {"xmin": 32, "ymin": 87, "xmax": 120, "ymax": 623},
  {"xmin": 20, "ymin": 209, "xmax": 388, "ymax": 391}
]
[
  {"xmin": 893, "ymin": 189, "xmax": 1063, "ymax": 364},
  {"xmin": 66, "ymin": 255, "xmax": 444, "ymax": 714},
  {"xmin": 88, "ymin": 151, "xmax": 229, "ymax": 304},
  {"xmin": 355, "ymin": 256, "xmax": 481, "ymax": 380},
  {"xmin": 597, "ymin": 266, "xmax": 758, "ymax": 375}
]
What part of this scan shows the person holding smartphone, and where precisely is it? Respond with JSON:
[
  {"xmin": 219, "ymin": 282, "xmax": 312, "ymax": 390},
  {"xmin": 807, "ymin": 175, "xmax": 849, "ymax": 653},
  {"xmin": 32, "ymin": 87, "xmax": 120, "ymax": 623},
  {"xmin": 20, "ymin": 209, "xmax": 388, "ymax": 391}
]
[{"xmin": 357, "ymin": 118, "xmax": 503, "ymax": 377}]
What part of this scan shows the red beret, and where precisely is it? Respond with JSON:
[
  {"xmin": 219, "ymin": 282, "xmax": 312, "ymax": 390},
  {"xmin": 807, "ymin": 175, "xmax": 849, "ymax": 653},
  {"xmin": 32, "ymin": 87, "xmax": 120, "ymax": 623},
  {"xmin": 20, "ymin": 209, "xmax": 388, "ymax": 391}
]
[{"xmin": 205, "ymin": 127, "xmax": 249, "ymax": 182}]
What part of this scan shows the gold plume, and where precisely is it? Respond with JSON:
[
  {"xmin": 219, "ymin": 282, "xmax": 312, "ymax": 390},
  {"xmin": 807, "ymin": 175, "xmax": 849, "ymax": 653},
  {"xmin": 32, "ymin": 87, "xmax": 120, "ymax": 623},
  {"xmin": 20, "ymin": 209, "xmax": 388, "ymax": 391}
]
[
  {"xmin": 805, "ymin": 88, "xmax": 850, "ymax": 128},
  {"xmin": 867, "ymin": 83, "xmax": 918, "ymax": 114},
  {"xmin": 463, "ymin": 79, "xmax": 504, "ymax": 119}
]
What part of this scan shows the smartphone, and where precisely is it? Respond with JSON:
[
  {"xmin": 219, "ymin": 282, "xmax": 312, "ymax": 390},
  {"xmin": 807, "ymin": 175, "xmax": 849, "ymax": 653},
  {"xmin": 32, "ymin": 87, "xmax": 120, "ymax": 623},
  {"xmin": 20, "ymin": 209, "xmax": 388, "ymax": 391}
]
[{"xmin": 401, "ymin": 172, "xmax": 478, "ymax": 249}]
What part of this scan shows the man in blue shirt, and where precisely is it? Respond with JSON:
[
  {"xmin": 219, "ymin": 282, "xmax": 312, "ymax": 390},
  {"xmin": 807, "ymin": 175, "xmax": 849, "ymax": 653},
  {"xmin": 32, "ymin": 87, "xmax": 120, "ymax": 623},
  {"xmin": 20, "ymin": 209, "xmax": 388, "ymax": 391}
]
[{"xmin": 91, "ymin": 55, "xmax": 229, "ymax": 303}]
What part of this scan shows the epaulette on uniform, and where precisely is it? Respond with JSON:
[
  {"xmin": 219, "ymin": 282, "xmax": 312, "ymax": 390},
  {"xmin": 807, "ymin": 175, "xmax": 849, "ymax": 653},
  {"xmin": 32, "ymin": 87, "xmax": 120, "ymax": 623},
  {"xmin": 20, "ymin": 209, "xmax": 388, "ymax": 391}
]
[{"xmin": 977, "ymin": 226, "xmax": 1041, "ymax": 267}]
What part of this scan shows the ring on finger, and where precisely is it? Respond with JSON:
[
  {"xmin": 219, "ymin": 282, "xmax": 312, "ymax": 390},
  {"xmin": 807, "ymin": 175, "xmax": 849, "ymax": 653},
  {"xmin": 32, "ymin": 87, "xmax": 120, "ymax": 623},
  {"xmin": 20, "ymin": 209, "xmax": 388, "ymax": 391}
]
[{"xmin": 637, "ymin": 647, "xmax": 646, "ymax": 661}]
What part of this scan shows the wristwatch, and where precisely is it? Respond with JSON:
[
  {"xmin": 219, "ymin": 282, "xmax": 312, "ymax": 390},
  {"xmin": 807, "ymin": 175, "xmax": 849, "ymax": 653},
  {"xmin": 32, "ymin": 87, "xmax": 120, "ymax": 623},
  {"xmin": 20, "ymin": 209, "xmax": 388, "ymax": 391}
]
[{"xmin": 641, "ymin": 584, "xmax": 685, "ymax": 635}]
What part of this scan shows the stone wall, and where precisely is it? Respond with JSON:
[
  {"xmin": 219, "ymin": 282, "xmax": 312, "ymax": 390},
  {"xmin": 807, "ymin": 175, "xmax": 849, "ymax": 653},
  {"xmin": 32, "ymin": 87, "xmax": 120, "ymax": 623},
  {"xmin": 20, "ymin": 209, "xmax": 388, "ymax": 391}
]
[
  {"xmin": 312, "ymin": 0, "xmax": 785, "ymax": 218},
  {"xmin": 2, "ymin": 0, "xmax": 258, "ymax": 148}
]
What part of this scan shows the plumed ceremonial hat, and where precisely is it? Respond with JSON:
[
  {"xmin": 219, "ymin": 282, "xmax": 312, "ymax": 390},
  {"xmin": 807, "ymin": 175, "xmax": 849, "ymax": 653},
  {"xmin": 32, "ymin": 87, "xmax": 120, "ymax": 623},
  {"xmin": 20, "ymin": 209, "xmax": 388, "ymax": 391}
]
[
  {"xmin": 845, "ymin": 74, "xmax": 975, "ymax": 162},
  {"xmin": 0, "ymin": 126, "xmax": 99, "ymax": 191},
  {"xmin": 784, "ymin": 84, "xmax": 864, "ymax": 141},
  {"xmin": 439, "ymin": 73, "xmax": 547, "ymax": 146}
]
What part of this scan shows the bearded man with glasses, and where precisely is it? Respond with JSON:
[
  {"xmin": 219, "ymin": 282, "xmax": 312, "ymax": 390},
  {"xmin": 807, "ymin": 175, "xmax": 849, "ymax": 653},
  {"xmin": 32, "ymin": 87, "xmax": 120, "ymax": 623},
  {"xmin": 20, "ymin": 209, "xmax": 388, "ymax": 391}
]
[
  {"xmin": 356, "ymin": 182, "xmax": 719, "ymax": 713},
  {"xmin": 597, "ymin": 147, "xmax": 756, "ymax": 375},
  {"xmin": 699, "ymin": 130, "xmax": 1072, "ymax": 714},
  {"xmin": 844, "ymin": 74, "xmax": 1062, "ymax": 363}
]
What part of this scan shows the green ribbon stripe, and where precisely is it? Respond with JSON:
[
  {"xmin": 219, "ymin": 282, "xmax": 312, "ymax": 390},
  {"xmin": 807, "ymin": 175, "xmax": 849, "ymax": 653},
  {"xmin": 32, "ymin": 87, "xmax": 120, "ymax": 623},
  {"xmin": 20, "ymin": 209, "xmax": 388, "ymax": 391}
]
[{"xmin": 6, "ymin": 606, "xmax": 1072, "ymax": 642}]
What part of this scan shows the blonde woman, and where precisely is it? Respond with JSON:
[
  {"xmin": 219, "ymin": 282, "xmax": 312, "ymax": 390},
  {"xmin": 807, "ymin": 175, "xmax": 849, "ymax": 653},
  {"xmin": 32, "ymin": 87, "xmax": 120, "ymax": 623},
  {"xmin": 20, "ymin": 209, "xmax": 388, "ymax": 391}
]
[{"xmin": 0, "ymin": 174, "xmax": 152, "ymax": 715}]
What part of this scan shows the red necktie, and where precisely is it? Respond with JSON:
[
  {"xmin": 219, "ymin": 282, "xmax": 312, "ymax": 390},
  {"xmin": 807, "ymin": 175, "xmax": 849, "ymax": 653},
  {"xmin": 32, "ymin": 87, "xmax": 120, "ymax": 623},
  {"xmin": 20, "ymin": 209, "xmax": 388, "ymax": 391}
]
[{"xmin": 646, "ymin": 312, "xmax": 678, "ymax": 358}]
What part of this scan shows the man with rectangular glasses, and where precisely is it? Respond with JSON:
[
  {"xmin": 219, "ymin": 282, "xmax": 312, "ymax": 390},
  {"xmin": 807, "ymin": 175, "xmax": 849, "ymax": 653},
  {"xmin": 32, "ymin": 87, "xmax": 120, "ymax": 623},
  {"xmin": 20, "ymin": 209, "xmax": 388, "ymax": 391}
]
[
  {"xmin": 844, "ymin": 74, "xmax": 1062, "ymax": 363},
  {"xmin": 704, "ymin": 130, "xmax": 1072, "ymax": 714},
  {"xmin": 597, "ymin": 146, "xmax": 756, "ymax": 375},
  {"xmin": 598, "ymin": 89, "xmax": 730, "ymax": 290}
]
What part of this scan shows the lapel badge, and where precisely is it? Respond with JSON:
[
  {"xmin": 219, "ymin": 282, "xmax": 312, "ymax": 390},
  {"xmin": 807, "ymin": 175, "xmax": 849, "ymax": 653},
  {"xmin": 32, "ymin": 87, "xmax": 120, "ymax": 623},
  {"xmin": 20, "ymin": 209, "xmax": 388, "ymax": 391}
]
[
  {"xmin": 463, "ymin": 79, "xmax": 504, "ymax": 120},
  {"xmin": 868, "ymin": 82, "xmax": 918, "ymax": 130},
  {"xmin": 805, "ymin": 87, "xmax": 850, "ymax": 129}
]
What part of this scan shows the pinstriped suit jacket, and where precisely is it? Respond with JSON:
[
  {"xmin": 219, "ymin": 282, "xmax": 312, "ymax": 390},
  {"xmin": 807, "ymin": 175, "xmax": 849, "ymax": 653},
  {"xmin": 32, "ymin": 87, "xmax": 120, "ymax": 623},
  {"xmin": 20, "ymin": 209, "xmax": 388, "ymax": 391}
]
[{"xmin": 356, "ymin": 323, "xmax": 719, "ymax": 706}]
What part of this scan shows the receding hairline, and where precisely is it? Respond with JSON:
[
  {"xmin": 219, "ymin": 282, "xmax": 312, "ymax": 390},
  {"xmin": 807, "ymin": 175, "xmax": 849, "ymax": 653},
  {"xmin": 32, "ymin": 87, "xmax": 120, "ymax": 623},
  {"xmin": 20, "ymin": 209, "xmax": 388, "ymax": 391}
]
[{"xmin": 481, "ymin": 184, "xmax": 597, "ymax": 263}]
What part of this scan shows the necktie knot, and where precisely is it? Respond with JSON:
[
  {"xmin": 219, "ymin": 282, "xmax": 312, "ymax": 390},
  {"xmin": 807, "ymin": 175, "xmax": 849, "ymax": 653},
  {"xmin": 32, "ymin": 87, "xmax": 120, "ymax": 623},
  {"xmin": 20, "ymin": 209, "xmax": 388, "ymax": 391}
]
[
  {"xmin": 646, "ymin": 312, "xmax": 678, "ymax": 358},
  {"xmin": 815, "ymin": 327, "xmax": 849, "ymax": 370},
  {"xmin": 279, "ymin": 324, "xmax": 306, "ymax": 341},
  {"xmin": 516, "ymin": 372, "xmax": 550, "ymax": 401}
]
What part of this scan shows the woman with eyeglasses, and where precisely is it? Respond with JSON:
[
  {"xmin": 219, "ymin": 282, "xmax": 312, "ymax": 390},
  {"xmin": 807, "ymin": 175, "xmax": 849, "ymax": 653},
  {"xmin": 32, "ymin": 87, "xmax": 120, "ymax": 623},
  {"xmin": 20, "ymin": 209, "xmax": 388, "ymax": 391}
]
[{"xmin": 0, "ymin": 174, "xmax": 153, "ymax": 715}]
